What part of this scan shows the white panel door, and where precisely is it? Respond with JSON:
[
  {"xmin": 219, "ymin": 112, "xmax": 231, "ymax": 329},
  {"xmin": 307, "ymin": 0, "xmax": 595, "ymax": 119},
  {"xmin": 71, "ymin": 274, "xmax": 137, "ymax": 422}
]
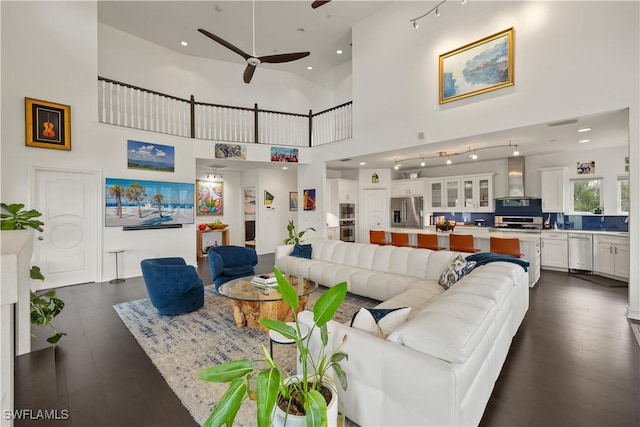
[
  {"xmin": 32, "ymin": 168, "xmax": 97, "ymax": 289},
  {"xmin": 362, "ymin": 189, "xmax": 388, "ymax": 243}
]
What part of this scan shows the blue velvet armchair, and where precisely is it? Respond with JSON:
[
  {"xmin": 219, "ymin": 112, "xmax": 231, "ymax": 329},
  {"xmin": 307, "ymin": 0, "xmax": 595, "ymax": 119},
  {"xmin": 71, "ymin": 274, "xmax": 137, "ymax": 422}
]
[
  {"xmin": 140, "ymin": 257, "xmax": 204, "ymax": 315},
  {"xmin": 208, "ymin": 245, "xmax": 258, "ymax": 292}
]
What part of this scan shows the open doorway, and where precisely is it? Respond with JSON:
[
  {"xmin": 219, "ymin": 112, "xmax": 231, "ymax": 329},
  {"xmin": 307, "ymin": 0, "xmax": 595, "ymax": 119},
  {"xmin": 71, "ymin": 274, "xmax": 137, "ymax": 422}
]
[{"xmin": 244, "ymin": 187, "xmax": 256, "ymax": 248}]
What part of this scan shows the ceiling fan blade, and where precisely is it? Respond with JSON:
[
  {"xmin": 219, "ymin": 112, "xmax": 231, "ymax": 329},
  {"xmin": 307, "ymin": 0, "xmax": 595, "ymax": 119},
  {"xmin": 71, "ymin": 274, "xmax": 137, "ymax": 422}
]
[
  {"xmin": 198, "ymin": 28, "xmax": 251, "ymax": 60},
  {"xmin": 259, "ymin": 52, "xmax": 310, "ymax": 64},
  {"xmin": 311, "ymin": 0, "xmax": 331, "ymax": 9},
  {"xmin": 243, "ymin": 64, "xmax": 257, "ymax": 84}
]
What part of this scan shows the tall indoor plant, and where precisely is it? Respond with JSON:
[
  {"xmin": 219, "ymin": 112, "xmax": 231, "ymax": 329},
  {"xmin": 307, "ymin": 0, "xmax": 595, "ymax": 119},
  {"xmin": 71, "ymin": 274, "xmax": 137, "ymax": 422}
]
[
  {"xmin": 1, "ymin": 202, "xmax": 66, "ymax": 343},
  {"xmin": 198, "ymin": 267, "xmax": 348, "ymax": 427}
]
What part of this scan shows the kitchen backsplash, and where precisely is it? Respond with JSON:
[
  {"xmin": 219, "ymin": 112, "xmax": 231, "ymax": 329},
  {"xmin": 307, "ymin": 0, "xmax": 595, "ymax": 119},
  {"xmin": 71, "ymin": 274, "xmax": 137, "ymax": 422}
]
[{"xmin": 430, "ymin": 212, "xmax": 628, "ymax": 232}]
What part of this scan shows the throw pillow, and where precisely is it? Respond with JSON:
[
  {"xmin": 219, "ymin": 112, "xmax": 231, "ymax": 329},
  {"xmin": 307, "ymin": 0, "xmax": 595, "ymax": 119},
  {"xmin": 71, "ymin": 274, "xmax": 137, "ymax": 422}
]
[
  {"xmin": 350, "ymin": 307, "xmax": 411, "ymax": 338},
  {"xmin": 438, "ymin": 254, "xmax": 477, "ymax": 290},
  {"xmin": 290, "ymin": 243, "xmax": 312, "ymax": 259}
]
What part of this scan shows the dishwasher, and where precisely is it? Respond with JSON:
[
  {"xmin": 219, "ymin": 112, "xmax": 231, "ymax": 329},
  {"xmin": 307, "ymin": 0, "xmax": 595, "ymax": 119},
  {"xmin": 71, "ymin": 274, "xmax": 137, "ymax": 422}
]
[{"xmin": 568, "ymin": 233, "xmax": 593, "ymax": 272}]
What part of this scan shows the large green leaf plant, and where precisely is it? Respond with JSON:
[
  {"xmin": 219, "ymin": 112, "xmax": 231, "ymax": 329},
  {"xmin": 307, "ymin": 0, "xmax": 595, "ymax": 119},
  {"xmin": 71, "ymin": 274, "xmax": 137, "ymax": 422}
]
[
  {"xmin": 283, "ymin": 220, "xmax": 316, "ymax": 245},
  {"xmin": 1, "ymin": 203, "xmax": 66, "ymax": 344},
  {"xmin": 198, "ymin": 267, "xmax": 348, "ymax": 427}
]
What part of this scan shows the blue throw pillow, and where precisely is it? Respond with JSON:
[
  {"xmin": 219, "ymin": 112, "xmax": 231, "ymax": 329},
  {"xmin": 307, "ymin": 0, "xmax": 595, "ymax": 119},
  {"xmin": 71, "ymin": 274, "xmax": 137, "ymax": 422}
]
[{"xmin": 290, "ymin": 243, "xmax": 312, "ymax": 259}]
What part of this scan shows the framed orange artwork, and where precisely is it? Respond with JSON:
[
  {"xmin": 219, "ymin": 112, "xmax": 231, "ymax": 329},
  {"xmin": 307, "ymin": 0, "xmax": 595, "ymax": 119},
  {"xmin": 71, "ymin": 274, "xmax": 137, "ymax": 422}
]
[{"xmin": 25, "ymin": 97, "xmax": 71, "ymax": 150}]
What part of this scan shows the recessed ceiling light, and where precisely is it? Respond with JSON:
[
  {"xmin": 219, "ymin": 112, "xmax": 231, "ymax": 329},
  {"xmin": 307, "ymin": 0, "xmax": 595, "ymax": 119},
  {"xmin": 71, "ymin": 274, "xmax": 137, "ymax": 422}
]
[
  {"xmin": 282, "ymin": 166, "xmax": 288, "ymax": 170},
  {"xmin": 297, "ymin": 28, "xmax": 305, "ymax": 33},
  {"xmin": 307, "ymin": 66, "xmax": 313, "ymax": 70},
  {"xmin": 359, "ymin": 162, "xmax": 366, "ymax": 165},
  {"xmin": 180, "ymin": 41, "xmax": 188, "ymax": 46},
  {"xmin": 578, "ymin": 127, "xmax": 592, "ymax": 132},
  {"xmin": 214, "ymin": 5, "xmax": 223, "ymax": 12},
  {"xmin": 578, "ymin": 139, "xmax": 591, "ymax": 143},
  {"xmin": 336, "ymin": 49, "xmax": 343, "ymax": 55}
]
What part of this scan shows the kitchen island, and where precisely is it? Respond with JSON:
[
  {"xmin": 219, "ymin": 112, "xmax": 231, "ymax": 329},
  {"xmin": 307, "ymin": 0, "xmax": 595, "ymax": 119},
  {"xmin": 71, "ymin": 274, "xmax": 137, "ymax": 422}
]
[{"xmin": 375, "ymin": 227, "xmax": 541, "ymax": 287}]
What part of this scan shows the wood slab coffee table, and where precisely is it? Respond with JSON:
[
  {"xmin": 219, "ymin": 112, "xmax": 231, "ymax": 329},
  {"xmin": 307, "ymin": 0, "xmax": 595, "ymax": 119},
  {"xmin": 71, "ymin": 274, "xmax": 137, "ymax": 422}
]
[{"xmin": 218, "ymin": 275, "xmax": 318, "ymax": 333}]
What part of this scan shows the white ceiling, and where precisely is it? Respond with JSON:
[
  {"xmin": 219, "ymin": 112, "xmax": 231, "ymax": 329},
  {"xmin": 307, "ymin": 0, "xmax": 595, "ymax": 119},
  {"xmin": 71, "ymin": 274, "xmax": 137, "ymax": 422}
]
[
  {"xmin": 98, "ymin": 0, "xmax": 391, "ymax": 86},
  {"xmin": 99, "ymin": 1, "xmax": 629, "ymax": 174}
]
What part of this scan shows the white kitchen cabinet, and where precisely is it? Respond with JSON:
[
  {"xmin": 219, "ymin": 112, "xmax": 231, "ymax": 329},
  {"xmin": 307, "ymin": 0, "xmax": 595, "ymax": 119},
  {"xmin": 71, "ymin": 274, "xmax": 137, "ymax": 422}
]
[
  {"xmin": 541, "ymin": 232, "xmax": 568, "ymax": 270},
  {"xmin": 444, "ymin": 178, "xmax": 460, "ymax": 210},
  {"xmin": 326, "ymin": 179, "xmax": 339, "ymax": 218},
  {"xmin": 594, "ymin": 235, "xmax": 629, "ymax": 279},
  {"xmin": 461, "ymin": 174, "xmax": 494, "ymax": 212},
  {"xmin": 337, "ymin": 179, "xmax": 357, "ymax": 202},
  {"xmin": 391, "ymin": 178, "xmax": 425, "ymax": 197},
  {"xmin": 540, "ymin": 167, "xmax": 566, "ymax": 212},
  {"xmin": 520, "ymin": 238, "xmax": 541, "ymax": 287},
  {"xmin": 326, "ymin": 227, "xmax": 340, "ymax": 240},
  {"xmin": 429, "ymin": 180, "xmax": 444, "ymax": 210}
]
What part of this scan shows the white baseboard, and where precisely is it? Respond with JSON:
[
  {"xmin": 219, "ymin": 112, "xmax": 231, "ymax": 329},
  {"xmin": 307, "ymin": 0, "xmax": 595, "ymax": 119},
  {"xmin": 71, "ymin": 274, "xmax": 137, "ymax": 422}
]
[{"xmin": 626, "ymin": 306, "xmax": 640, "ymax": 321}]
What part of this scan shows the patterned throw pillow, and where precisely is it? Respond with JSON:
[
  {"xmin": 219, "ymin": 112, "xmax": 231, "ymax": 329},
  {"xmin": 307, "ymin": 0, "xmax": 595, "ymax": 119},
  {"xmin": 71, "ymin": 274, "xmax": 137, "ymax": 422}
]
[
  {"xmin": 438, "ymin": 254, "xmax": 477, "ymax": 290},
  {"xmin": 350, "ymin": 307, "xmax": 411, "ymax": 338}
]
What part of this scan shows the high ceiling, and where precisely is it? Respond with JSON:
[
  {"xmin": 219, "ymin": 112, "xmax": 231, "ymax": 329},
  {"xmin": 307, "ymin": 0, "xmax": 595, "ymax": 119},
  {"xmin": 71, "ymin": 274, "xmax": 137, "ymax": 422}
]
[
  {"xmin": 99, "ymin": 1, "xmax": 630, "ymax": 174},
  {"xmin": 98, "ymin": 0, "xmax": 391, "ymax": 86}
]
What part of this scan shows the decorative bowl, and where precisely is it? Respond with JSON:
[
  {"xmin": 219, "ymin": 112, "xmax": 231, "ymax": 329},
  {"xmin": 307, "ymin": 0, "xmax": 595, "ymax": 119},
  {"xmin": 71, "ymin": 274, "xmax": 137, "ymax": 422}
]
[
  {"xmin": 436, "ymin": 222, "xmax": 455, "ymax": 232},
  {"xmin": 206, "ymin": 223, "xmax": 228, "ymax": 230}
]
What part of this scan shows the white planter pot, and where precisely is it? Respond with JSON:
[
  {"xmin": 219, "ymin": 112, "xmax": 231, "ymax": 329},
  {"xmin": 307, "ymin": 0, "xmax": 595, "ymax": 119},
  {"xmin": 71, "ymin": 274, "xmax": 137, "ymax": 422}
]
[{"xmin": 272, "ymin": 376, "xmax": 338, "ymax": 427}]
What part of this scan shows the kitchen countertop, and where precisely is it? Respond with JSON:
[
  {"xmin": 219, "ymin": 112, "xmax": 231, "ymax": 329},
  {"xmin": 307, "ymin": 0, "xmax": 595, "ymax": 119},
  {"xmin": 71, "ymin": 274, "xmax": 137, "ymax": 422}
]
[{"xmin": 385, "ymin": 227, "xmax": 541, "ymax": 242}]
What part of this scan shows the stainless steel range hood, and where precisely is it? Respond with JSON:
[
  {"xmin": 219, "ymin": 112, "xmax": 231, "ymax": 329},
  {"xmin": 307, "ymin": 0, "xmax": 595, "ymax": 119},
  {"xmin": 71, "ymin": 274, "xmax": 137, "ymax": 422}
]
[
  {"xmin": 506, "ymin": 156, "xmax": 525, "ymax": 198},
  {"xmin": 494, "ymin": 156, "xmax": 543, "ymax": 216}
]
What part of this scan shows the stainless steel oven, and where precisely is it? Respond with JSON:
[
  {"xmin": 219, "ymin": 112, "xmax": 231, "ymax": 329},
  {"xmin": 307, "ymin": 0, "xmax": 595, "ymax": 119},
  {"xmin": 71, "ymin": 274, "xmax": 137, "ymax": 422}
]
[
  {"xmin": 339, "ymin": 203, "xmax": 355, "ymax": 220},
  {"xmin": 339, "ymin": 220, "xmax": 355, "ymax": 242}
]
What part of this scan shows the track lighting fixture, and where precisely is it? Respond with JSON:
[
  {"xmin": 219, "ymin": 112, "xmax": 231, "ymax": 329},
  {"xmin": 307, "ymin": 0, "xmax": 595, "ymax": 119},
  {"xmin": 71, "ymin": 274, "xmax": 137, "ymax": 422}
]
[
  {"xmin": 392, "ymin": 142, "xmax": 521, "ymax": 169},
  {"xmin": 410, "ymin": 0, "xmax": 467, "ymax": 28}
]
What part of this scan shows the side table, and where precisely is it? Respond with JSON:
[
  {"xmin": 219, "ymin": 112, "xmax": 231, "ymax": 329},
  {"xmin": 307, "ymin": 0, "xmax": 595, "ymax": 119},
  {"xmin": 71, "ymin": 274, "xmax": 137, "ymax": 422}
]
[{"xmin": 108, "ymin": 249, "xmax": 125, "ymax": 284}]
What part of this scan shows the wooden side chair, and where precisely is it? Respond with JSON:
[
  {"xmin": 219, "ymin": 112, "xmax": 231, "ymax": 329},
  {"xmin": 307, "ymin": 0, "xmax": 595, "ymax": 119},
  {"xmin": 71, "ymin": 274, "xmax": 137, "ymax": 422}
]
[
  {"xmin": 490, "ymin": 237, "xmax": 523, "ymax": 258},
  {"xmin": 390, "ymin": 232, "xmax": 413, "ymax": 247},
  {"xmin": 449, "ymin": 234, "xmax": 480, "ymax": 253},
  {"xmin": 416, "ymin": 234, "xmax": 445, "ymax": 251},
  {"xmin": 369, "ymin": 230, "xmax": 390, "ymax": 245}
]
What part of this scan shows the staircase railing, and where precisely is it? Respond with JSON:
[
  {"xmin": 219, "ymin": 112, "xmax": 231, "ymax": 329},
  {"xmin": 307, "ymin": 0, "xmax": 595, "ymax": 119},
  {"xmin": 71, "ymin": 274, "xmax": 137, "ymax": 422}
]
[{"xmin": 98, "ymin": 76, "xmax": 351, "ymax": 147}]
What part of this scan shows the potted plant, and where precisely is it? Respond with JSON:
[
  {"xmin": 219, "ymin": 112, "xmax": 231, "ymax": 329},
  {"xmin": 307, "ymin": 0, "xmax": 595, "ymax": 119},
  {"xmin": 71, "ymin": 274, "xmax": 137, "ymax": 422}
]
[
  {"xmin": 198, "ymin": 267, "xmax": 348, "ymax": 426},
  {"xmin": 1, "ymin": 202, "xmax": 66, "ymax": 344},
  {"xmin": 283, "ymin": 220, "xmax": 316, "ymax": 244}
]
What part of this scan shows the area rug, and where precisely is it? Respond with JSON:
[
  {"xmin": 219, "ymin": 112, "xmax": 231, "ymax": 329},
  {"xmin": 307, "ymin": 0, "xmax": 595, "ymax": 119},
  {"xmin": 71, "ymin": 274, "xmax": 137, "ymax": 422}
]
[{"xmin": 113, "ymin": 285, "xmax": 378, "ymax": 426}]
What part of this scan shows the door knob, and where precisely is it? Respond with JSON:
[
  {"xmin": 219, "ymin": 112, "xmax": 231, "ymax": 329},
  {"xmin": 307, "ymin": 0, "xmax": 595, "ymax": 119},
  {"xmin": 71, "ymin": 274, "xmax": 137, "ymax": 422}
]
[{"xmin": 38, "ymin": 236, "xmax": 44, "ymax": 241}]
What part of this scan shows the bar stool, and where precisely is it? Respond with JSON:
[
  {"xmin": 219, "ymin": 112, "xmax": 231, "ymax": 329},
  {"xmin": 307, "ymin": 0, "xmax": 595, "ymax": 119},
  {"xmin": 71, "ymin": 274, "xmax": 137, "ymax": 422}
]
[
  {"xmin": 490, "ymin": 237, "xmax": 523, "ymax": 258},
  {"xmin": 369, "ymin": 230, "xmax": 390, "ymax": 245},
  {"xmin": 416, "ymin": 234, "xmax": 445, "ymax": 251},
  {"xmin": 449, "ymin": 234, "xmax": 480, "ymax": 253},
  {"xmin": 269, "ymin": 322, "xmax": 309, "ymax": 359},
  {"xmin": 390, "ymin": 232, "xmax": 413, "ymax": 247}
]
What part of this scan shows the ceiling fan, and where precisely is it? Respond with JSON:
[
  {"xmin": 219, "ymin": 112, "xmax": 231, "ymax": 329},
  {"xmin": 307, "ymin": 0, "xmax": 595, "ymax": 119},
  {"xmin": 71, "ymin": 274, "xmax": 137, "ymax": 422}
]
[{"xmin": 198, "ymin": 0, "xmax": 310, "ymax": 84}]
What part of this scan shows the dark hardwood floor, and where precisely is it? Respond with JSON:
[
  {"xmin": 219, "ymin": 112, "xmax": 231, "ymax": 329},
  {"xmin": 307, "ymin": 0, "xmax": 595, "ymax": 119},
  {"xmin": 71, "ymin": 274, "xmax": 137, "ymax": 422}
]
[{"xmin": 17, "ymin": 256, "xmax": 639, "ymax": 427}]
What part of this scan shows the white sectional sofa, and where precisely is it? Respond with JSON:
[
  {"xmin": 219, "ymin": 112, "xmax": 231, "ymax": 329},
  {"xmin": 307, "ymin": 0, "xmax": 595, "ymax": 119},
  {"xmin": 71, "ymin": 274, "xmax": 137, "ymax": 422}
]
[{"xmin": 275, "ymin": 238, "xmax": 529, "ymax": 427}]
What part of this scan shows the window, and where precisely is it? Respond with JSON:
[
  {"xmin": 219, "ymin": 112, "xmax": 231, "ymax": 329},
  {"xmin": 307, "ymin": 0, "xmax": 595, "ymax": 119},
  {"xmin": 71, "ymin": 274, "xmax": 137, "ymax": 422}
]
[
  {"xmin": 618, "ymin": 177, "xmax": 629, "ymax": 214},
  {"xmin": 571, "ymin": 178, "xmax": 602, "ymax": 213}
]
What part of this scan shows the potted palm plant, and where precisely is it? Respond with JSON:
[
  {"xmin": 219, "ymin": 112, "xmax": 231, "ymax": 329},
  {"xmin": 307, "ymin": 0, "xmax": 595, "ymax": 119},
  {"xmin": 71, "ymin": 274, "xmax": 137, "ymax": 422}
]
[{"xmin": 198, "ymin": 267, "xmax": 348, "ymax": 427}]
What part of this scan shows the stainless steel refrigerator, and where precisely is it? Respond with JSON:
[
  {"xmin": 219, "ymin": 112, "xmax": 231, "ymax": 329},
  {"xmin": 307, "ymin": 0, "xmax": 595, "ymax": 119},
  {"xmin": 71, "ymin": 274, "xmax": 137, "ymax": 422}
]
[{"xmin": 390, "ymin": 196, "xmax": 423, "ymax": 228}]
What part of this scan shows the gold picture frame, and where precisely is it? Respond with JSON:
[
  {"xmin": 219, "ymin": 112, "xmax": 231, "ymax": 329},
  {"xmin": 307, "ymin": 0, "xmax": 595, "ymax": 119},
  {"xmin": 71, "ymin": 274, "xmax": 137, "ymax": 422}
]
[
  {"xmin": 25, "ymin": 97, "xmax": 71, "ymax": 150},
  {"xmin": 439, "ymin": 28, "xmax": 514, "ymax": 104}
]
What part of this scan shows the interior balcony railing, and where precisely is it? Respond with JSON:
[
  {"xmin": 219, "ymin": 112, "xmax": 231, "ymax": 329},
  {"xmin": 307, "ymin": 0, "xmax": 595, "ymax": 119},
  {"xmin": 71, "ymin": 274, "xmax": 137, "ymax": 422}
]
[{"xmin": 98, "ymin": 76, "xmax": 352, "ymax": 147}]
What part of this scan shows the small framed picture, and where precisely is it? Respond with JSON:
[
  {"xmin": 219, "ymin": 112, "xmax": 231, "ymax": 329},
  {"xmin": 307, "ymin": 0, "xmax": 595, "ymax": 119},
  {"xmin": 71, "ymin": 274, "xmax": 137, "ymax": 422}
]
[
  {"xmin": 289, "ymin": 192, "xmax": 298, "ymax": 211},
  {"xmin": 25, "ymin": 97, "xmax": 71, "ymax": 150}
]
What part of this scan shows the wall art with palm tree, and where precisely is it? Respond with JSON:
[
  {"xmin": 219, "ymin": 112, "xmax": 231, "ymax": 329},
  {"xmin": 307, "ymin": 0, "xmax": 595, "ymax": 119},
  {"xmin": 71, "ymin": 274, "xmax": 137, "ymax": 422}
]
[{"xmin": 105, "ymin": 178, "xmax": 194, "ymax": 227}]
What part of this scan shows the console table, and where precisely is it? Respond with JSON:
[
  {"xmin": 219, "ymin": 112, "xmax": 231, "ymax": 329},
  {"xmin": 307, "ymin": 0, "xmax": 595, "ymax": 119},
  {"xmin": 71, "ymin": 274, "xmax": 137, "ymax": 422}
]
[
  {"xmin": 197, "ymin": 228, "xmax": 230, "ymax": 259},
  {"xmin": 1, "ymin": 230, "xmax": 34, "ymax": 427}
]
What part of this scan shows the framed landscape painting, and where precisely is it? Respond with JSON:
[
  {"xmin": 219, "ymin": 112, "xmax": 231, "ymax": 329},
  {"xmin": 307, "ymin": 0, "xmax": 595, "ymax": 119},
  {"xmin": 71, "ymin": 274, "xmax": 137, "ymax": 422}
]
[
  {"xmin": 439, "ymin": 28, "xmax": 514, "ymax": 104},
  {"xmin": 127, "ymin": 140, "xmax": 175, "ymax": 172}
]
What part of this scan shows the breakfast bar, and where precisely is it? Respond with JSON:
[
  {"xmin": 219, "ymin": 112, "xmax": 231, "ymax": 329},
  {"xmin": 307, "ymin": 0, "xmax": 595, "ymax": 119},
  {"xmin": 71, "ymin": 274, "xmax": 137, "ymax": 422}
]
[{"xmin": 374, "ymin": 227, "xmax": 541, "ymax": 287}]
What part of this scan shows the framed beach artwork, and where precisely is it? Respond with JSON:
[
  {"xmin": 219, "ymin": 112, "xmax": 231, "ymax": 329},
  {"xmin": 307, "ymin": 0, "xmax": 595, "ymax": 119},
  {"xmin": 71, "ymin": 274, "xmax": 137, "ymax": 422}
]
[
  {"xmin": 25, "ymin": 97, "xmax": 71, "ymax": 150},
  {"xmin": 196, "ymin": 180, "xmax": 224, "ymax": 215},
  {"xmin": 105, "ymin": 178, "xmax": 194, "ymax": 228},
  {"xmin": 271, "ymin": 147, "xmax": 299, "ymax": 163},
  {"xmin": 127, "ymin": 140, "xmax": 175, "ymax": 172},
  {"xmin": 439, "ymin": 28, "xmax": 514, "ymax": 104}
]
